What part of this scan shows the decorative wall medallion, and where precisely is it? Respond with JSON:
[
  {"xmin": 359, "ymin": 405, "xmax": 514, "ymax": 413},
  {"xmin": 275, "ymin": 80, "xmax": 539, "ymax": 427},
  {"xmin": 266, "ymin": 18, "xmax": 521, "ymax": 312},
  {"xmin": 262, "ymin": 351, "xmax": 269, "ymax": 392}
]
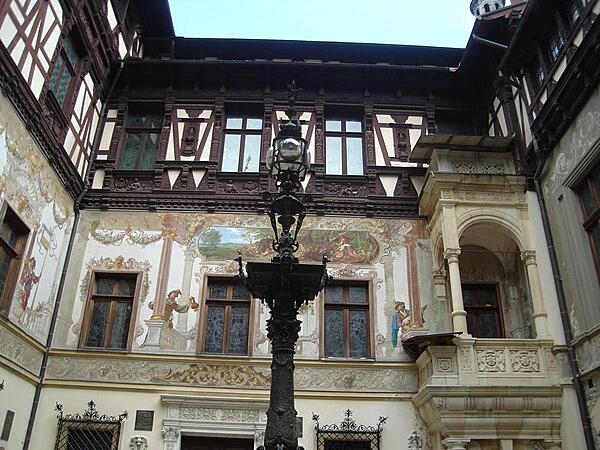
[
  {"xmin": 129, "ymin": 436, "xmax": 148, "ymax": 450},
  {"xmin": 510, "ymin": 350, "xmax": 540, "ymax": 373},
  {"xmin": 476, "ymin": 349, "xmax": 506, "ymax": 372},
  {"xmin": 437, "ymin": 358, "xmax": 452, "ymax": 372}
]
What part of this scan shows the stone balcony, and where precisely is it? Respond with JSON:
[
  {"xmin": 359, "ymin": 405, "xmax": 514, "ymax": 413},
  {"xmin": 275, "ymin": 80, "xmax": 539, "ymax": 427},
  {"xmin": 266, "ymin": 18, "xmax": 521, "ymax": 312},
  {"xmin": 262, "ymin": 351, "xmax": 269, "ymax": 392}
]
[{"xmin": 412, "ymin": 338, "xmax": 563, "ymax": 449}]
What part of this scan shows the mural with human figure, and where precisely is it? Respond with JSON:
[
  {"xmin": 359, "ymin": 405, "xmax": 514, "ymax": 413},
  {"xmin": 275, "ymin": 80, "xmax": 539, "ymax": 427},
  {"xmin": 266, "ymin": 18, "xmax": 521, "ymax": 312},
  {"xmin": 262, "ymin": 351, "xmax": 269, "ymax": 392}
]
[
  {"xmin": 0, "ymin": 94, "xmax": 73, "ymax": 343},
  {"xmin": 59, "ymin": 211, "xmax": 431, "ymax": 360}
]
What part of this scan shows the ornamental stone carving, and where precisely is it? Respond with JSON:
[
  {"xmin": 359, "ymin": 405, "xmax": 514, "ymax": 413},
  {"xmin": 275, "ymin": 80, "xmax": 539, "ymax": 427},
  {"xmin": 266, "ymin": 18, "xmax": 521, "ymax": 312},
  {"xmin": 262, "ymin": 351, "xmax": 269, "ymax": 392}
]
[
  {"xmin": 520, "ymin": 250, "xmax": 537, "ymax": 265},
  {"xmin": 408, "ymin": 430, "xmax": 423, "ymax": 450},
  {"xmin": 443, "ymin": 248, "xmax": 461, "ymax": 263},
  {"xmin": 437, "ymin": 358, "xmax": 452, "ymax": 372},
  {"xmin": 458, "ymin": 347, "xmax": 473, "ymax": 371},
  {"xmin": 451, "ymin": 161, "xmax": 477, "ymax": 174},
  {"xmin": 47, "ymin": 355, "xmax": 417, "ymax": 392},
  {"xmin": 476, "ymin": 349, "xmax": 506, "ymax": 372},
  {"xmin": 510, "ymin": 350, "xmax": 540, "ymax": 373},
  {"xmin": 0, "ymin": 326, "xmax": 43, "ymax": 374},
  {"xmin": 129, "ymin": 436, "xmax": 148, "ymax": 450},
  {"xmin": 162, "ymin": 426, "xmax": 180, "ymax": 450},
  {"xmin": 179, "ymin": 407, "xmax": 260, "ymax": 423}
]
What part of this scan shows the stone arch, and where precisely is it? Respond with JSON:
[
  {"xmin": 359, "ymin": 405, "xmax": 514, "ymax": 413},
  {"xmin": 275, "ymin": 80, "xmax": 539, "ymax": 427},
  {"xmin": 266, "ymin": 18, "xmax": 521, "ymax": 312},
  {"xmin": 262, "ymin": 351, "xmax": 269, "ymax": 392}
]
[{"xmin": 456, "ymin": 208, "xmax": 526, "ymax": 252}]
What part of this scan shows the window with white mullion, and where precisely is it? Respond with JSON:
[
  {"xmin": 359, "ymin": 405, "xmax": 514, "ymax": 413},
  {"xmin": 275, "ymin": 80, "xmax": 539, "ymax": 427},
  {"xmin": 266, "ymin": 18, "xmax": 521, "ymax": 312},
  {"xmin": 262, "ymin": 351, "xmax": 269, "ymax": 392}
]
[
  {"xmin": 325, "ymin": 119, "xmax": 364, "ymax": 175},
  {"xmin": 221, "ymin": 116, "xmax": 262, "ymax": 173}
]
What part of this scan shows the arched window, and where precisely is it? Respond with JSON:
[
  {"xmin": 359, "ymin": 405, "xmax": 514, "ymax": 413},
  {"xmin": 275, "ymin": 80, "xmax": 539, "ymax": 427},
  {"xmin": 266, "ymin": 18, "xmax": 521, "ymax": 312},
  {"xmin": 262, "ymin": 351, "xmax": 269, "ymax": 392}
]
[
  {"xmin": 494, "ymin": 2, "xmax": 499, "ymax": 9},
  {"xmin": 484, "ymin": 4, "xmax": 491, "ymax": 13}
]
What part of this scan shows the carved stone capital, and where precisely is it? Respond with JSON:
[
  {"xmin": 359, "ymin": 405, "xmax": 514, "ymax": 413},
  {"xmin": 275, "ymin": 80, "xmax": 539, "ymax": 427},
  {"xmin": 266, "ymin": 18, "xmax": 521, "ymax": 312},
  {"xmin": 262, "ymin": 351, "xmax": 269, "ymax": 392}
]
[
  {"xmin": 443, "ymin": 248, "xmax": 461, "ymax": 263},
  {"xmin": 432, "ymin": 269, "xmax": 447, "ymax": 283},
  {"xmin": 520, "ymin": 250, "xmax": 537, "ymax": 265}
]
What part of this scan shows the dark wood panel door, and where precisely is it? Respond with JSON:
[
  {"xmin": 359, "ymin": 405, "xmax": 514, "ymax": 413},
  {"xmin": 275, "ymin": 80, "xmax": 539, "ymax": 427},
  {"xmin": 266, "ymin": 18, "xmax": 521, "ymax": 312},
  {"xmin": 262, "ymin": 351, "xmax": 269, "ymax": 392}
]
[{"xmin": 181, "ymin": 436, "xmax": 254, "ymax": 450}]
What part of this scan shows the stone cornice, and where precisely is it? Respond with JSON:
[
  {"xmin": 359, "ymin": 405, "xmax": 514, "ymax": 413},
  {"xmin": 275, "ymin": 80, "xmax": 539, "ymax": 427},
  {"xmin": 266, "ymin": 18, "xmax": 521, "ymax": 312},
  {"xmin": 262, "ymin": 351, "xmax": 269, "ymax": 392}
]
[{"xmin": 45, "ymin": 353, "xmax": 417, "ymax": 393}]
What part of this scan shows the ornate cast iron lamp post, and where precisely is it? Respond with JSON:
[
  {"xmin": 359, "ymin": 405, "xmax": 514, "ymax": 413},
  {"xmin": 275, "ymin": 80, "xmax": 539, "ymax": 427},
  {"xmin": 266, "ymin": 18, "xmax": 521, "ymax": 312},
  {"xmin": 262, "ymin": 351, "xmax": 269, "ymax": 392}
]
[{"xmin": 237, "ymin": 83, "xmax": 329, "ymax": 450}]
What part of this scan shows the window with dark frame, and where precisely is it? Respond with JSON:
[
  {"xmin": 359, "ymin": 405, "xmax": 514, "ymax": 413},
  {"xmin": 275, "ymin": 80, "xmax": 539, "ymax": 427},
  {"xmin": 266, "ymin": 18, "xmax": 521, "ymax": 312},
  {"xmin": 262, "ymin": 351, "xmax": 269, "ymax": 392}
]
[
  {"xmin": 577, "ymin": 163, "xmax": 600, "ymax": 278},
  {"xmin": 325, "ymin": 118, "xmax": 364, "ymax": 175},
  {"xmin": 221, "ymin": 116, "xmax": 263, "ymax": 173},
  {"xmin": 201, "ymin": 278, "xmax": 251, "ymax": 355},
  {"xmin": 81, "ymin": 273, "xmax": 137, "ymax": 349},
  {"xmin": 48, "ymin": 35, "xmax": 82, "ymax": 109},
  {"xmin": 0, "ymin": 205, "xmax": 29, "ymax": 314},
  {"xmin": 119, "ymin": 109, "xmax": 163, "ymax": 170},
  {"xmin": 324, "ymin": 282, "xmax": 369, "ymax": 358},
  {"xmin": 566, "ymin": 0, "xmax": 581, "ymax": 27},
  {"xmin": 548, "ymin": 32, "xmax": 565, "ymax": 62},
  {"xmin": 462, "ymin": 283, "xmax": 504, "ymax": 338}
]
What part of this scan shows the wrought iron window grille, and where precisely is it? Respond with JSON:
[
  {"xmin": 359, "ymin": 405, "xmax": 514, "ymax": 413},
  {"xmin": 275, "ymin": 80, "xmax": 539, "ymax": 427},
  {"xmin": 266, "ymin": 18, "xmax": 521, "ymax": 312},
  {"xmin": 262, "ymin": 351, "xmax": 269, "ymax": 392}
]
[
  {"xmin": 312, "ymin": 409, "xmax": 387, "ymax": 450},
  {"xmin": 54, "ymin": 400, "xmax": 128, "ymax": 450}
]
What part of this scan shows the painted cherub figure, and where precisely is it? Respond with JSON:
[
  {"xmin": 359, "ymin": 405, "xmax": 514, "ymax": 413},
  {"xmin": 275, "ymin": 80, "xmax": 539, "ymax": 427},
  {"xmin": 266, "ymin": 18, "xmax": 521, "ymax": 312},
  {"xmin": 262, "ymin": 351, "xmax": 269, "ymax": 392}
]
[{"xmin": 149, "ymin": 289, "xmax": 199, "ymax": 328}]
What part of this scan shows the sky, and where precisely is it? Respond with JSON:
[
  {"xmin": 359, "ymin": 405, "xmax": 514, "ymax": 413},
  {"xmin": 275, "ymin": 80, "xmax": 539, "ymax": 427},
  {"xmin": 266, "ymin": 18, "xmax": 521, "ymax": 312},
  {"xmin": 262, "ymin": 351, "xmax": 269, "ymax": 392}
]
[{"xmin": 168, "ymin": 0, "xmax": 480, "ymax": 49}]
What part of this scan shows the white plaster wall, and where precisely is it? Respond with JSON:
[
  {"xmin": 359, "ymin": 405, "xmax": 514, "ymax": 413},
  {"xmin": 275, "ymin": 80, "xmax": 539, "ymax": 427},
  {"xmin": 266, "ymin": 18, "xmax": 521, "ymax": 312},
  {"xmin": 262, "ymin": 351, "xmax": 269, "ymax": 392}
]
[
  {"xmin": 297, "ymin": 397, "xmax": 419, "ymax": 450},
  {"xmin": 0, "ymin": 369, "xmax": 36, "ymax": 449},
  {"xmin": 526, "ymin": 192, "xmax": 565, "ymax": 345},
  {"xmin": 30, "ymin": 387, "xmax": 167, "ymax": 450}
]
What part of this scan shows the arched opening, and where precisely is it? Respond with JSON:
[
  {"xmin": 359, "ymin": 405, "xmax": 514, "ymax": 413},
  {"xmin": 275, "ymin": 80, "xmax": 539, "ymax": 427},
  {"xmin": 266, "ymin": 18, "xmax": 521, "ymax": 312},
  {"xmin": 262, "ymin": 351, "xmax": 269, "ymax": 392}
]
[
  {"xmin": 484, "ymin": 3, "xmax": 491, "ymax": 13},
  {"xmin": 494, "ymin": 2, "xmax": 499, "ymax": 10},
  {"xmin": 456, "ymin": 223, "xmax": 535, "ymax": 338}
]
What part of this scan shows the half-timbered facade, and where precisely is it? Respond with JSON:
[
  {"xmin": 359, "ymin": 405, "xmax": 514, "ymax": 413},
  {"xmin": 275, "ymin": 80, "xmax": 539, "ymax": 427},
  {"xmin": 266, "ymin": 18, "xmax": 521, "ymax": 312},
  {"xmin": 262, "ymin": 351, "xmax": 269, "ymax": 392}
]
[{"xmin": 0, "ymin": 0, "xmax": 599, "ymax": 449}]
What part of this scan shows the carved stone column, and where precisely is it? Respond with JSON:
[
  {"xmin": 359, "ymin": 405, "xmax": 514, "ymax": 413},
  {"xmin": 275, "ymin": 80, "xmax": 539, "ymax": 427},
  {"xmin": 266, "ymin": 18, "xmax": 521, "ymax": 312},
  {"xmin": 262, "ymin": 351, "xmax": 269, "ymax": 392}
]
[
  {"xmin": 441, "ymin": 438, "xmax": 471, "ymax": 450},
  {"xmin": 433, "ymin": 269, "xmax": 451, "ymax": 332},
  {"xmin": 162, "ymin": 425, "xmax": 181, "ymax": 450},
  {"xmin": 443, "ymin": 248, "xmax": 468, "ymax": 335},
  {"xmin": 520, "ymin": 251, "xmax": 549, "ymax": 338}
]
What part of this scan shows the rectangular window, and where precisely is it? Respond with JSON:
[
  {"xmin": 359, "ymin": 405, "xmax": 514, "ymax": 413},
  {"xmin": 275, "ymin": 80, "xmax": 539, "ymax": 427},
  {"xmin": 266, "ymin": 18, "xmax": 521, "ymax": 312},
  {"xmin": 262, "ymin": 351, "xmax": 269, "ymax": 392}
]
[
  {"xmin": 463, "ymin": 283, "xmax": 503, "ymax": 338},
  {"xmin": 201, "ymin": 278, "xmax": 251, "ymax": 355},
  {"xmin": 0, "ymin": 206, "xmax": 29, "ymax": 314},
  {"xmin": 48, "ymin": 36, "xmax": 81, "ymax": 108},
  {"xmin": 548, "ymin": 32, "xmax": 565, "ymax": 62},
  {"xmin": 119, "ymin": 110, "xmax": 163, "ymax": 170},
  {"xmin": 325, "ymin": 119, "xmax": 364, "ymax": 175},
  {"xmin": 81, "ymin": 273, "xmax": 137, "ymax": 349},
  {"xmin": 577, "ymin": 163, "xmax": 600, "ymax": 277},
  {"xmin": 221, "ymin": 116, "xmax": 262, "ymax": 172},
  {"xmin": 324, "ymin": 282, "xmax": 369, "ymax": 358}
]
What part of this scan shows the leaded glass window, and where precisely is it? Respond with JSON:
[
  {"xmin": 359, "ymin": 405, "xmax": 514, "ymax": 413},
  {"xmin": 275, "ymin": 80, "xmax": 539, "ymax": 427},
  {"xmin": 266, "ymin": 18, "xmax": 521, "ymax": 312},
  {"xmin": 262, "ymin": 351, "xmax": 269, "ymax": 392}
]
[
  {"xmin": 462, "ymin": 283, "xmax": 503, "ymax": 338},
  {"xmin": 0, "ymin": 206, "xmax": 28, "ymax": 315},
  {"xmin": 324, "ymin": 282, "xmax": 369, "ymax": 358},
  {"xmin": 202, "ymin": 278, "xmax": 251, "ymax": 355},
  {"xmin": 82, "ymin": 274, "xmax": 137, "ymax": 349},
  {"xmin": 48, "ymin": 36, "xmax": 81, "ymax": 108},
  {"xmin": 325, "ymin": 118, "xmax": 364, "ymax": 175},
  {"xmin": 119, "ymin": 110, "xmax": 163, "ymax": 170},
  {"xmin": 221, "ymin": 116, "xmax": 263, "ymax": 173}
]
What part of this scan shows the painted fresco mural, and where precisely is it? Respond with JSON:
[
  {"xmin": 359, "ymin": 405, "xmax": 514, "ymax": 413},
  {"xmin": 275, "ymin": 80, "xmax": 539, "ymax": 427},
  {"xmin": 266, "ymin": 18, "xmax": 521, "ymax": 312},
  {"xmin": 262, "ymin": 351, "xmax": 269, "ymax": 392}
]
[
  {"xmin": 0, "ymin": 92, "xmax": 74, "ymax": 342},
  {"xmin": 58, "ymin": 210, "xmax": 432, "ymax": 360}
]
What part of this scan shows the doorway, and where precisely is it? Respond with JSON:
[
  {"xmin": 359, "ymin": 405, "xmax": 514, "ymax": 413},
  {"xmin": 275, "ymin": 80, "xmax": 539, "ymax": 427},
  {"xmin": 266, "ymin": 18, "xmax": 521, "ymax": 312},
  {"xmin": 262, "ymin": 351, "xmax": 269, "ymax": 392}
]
[{"xmin": 180, "ymin": 436, "xmax": 255, "ymax": 450}]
